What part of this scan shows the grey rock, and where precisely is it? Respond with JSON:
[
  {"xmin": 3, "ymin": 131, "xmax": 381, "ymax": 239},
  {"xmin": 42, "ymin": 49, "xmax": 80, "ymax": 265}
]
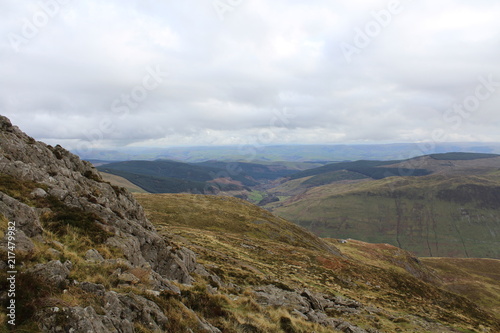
[
  {"xmin": 291, "ymin": 309, "xmax": 308, "ymax": 320},
  {"xmin": 148, "ymin": 270, "xmax": 181, "ymax": 294},
  {"xmin": 104, "ymin": 258, "xmax": 133, "ymax": 269},
  {"xmin": 104, "ymin": 292, "xmax": 169, "ymax": 331},
  {"xmin": 301, "ymin": 288, "xmax": 324, "ymax": 311},
  {"xmin": 46, "ymin": 248, "xmax": 61, "ymax": 258},
  {"xmin": 117, "ymin": 272, "xmax": 140, "ymax": 284},
  {"xmin": 85, "ymin": 249, "xmax": 104, "ymax": 262},
  {"xmin": 158, "ymin": 247, "xmax": 198, "ymax": 284},
  {"xmin": 144, "ymin": 289, "xmax": 161, "ymax": 297},
  {"xmin": 305, "ymin": 309, "xmax": 330, "ymax": 324},
  {"xmin": 51, "ymin": 240, "xmax": 65, "ymax": 249},
  {"xmin": 64, "ymin": 260, "xmax": 73, "ymax": 271},
  {"xmin": 254, "ymin": 285, "xmax": 311, "ymax": 313},
  {"xmin": 252, "ymin": 285, "xmax": 370, "ymax": 332},
  {"xmin": 334, "ymin": 295, "xmax": 361, "ymax": 309},
  {"xmin": 79, "ymin": 282, "xmax": 106, "ymax": 296},
  {"xmin": 0, "ymin": 192, "xmax": 43, "ymax": 238},
  {"xmin": 38, "ymin": 306, "xmax": 133, "ymax": 333},
  {"xmin": 209, "ymin": 274, "xmax": 224, "ymax": 288},
  {"xmin": 39, "ymin": 288, "xmax": 174, "ymax": 332},
  {"xmin": 30, "ymin": 187, "xmax": 48, "ymax": 198},
  {"xmin": 1, "ymin": 229, "xmax": 35, "ymax": 253},
  {"xmin": 27, "ymin": 260, "xmax": 70, "ymax": 288},
  {"xmin": 334, "ymin": 320, "xmax": 369, "ymax": 333}
]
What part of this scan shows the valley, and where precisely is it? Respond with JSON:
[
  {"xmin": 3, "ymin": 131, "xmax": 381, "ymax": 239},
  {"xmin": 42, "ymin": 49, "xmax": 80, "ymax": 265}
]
[{"xmin": 99, "ymin": 152, "xmax": 500, "ymax": 259}]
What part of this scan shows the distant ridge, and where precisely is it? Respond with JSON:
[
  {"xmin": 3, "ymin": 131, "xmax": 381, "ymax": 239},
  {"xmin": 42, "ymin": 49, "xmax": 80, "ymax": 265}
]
[
  {"xmin": 75, "ymin": 143, "xmax": 500, "ymax": 163},
  {"xmin": 429, "ymin": 152, "xmax": 500, "ymax": 160}
]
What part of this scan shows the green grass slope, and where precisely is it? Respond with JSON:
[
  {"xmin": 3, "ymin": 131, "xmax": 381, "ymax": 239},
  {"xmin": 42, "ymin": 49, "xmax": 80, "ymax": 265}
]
[{"xmin": 269, "ymin": 173, "xmax": 500, "ymax": 258}]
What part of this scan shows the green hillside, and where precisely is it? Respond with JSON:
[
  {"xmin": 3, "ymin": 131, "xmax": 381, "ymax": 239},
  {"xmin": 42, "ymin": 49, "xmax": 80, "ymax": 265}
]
[
  {"xmin": 98, "ymin": 159, "xmax": 254, "ymax": 184},
  {"xmin": 290, "ymin": 160, "xmax": 432, "ymax": 181},
  {"xmin": 99, "ymin": 169, "xmax": 219, "ymax": 193},
  {"xmin": 291, "ymin": 153, "xmax": 500, "ymax": 182},
  {"xmin": 269, "ymin": 174, "xmax": 500, "ymax": 258},
  {"xmin": 194, "ymin": 161, "xmax": 300, "ymax": 181},
  {"xmin": 97, "ymin": 160, "xmax": 254, "ymax": 194},
  {"xmin": 96, "ymin": 160, "xmax": 311, "ymax": 194}
]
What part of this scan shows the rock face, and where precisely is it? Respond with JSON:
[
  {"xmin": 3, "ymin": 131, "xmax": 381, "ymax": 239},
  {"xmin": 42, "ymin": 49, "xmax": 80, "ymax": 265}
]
[
  {"xmin": 0, "ymin": 115, "xmax": 202, "ymax": 330},
  {"xmin": 254, "ymin": 285, "xmax": 371, "ymax": 333},
  {"xmin": 0, "ymin": 115, "xmax": 196, "ymax": 279}
]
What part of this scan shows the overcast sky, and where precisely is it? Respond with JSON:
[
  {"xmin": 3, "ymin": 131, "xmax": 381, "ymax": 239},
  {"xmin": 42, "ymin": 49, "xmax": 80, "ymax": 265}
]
[{"xmin": 2, "ymin": 0, "xmax": 500, "ymax": 151}]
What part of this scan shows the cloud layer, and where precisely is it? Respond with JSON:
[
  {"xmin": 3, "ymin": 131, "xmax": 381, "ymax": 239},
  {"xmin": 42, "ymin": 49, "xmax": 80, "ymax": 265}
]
[{"xmin": 2, "ymin": 0, "xmax": 500, "ymax": 149}]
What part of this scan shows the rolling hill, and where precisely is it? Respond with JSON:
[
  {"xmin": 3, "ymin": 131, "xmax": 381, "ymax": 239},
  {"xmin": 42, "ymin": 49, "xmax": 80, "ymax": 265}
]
[
  {"xmin": 97, "ymin": 159, "xmax": 252, "ymax": 194},
  {"xmin": 96, "ymin": 159, "xmax": 316, "ymax": 195},
  {"xmin": 265, "ymin": 153, "xmax": 500, "ymax": 258}
]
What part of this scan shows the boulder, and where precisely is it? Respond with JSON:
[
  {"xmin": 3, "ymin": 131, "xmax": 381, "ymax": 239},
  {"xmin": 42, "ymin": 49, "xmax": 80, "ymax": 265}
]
[
  {"xmin": 27, "ymin": 260, "xmax": 71, "ymax": 288},
  {"xmin": 38, "ymin": 306, "xmax": 133, "ymax": 333},
  {"xmin": 85, "ymin": 249, "xmax": 105, "ymax": 262}
]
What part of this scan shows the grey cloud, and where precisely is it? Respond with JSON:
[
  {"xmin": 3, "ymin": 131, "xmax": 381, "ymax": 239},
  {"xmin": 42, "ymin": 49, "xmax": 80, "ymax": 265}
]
[{"xmin": 1, "ymin": 0, "xmax": 500, "ymax": 149}]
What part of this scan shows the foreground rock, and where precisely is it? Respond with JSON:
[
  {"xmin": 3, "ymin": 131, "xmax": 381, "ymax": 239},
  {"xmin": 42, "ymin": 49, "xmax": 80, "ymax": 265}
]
[{"xmin": 0, "ymin": 115, "xmax": 203, "ymax": 330}]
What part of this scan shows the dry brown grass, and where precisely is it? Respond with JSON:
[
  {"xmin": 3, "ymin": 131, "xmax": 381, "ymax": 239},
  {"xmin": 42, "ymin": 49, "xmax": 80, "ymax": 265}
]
[{"xmin": 136, "ymin": 193, "xmax": 500, "ymax": 332}]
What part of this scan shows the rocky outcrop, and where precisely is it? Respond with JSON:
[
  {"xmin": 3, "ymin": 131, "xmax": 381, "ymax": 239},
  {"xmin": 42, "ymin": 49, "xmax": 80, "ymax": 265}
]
[
  {"xmin": 38, "ymin": 282, "xmax": 223, "ymax": 333},
  {"xmin": 38, "ymin": 290, "xmax": 176, "ymax": 333},
  {"xmin": 27, "ymin": 260, "xmax": 72, "ymax": 288},
  {"xmin": 0, "ymin": 115, "xmax": 204, "ymax": 330},
  {"xmin": 253, "ymin": 285, "xmax": 373, "ymax": 333},
  {"xmin": 0, "ymin": 115, "xmax": 198, "ymax": 283}
]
